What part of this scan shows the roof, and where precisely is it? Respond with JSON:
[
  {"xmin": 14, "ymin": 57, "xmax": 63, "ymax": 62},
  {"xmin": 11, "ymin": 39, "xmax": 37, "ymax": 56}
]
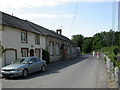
[
  {"xmin": 1, "ymin": 12, "xmax": 44, "ymax": 35},
  {"xmin": 0, "ymin": 11, "xmax": 73, "ymax": 43},
  {"xmin": 25, "ymin": 20, "xmax": 71, "ymax": 42}
]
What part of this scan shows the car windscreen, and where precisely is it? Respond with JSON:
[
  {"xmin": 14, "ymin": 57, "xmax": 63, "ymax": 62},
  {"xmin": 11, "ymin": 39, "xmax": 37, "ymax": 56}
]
[{"xmin": 14, "ymin": 58, "xmax": 28, "ymax": 64}]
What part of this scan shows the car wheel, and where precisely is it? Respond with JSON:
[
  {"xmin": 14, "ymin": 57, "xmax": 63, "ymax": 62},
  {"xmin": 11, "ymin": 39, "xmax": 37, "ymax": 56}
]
[
  {"xmin": 41, "ymin": 65, "xmax": 46, "ymax": 72},
  {"xmin": 22, "ymin": 69, "xmax": 28, "ymax": 78}
]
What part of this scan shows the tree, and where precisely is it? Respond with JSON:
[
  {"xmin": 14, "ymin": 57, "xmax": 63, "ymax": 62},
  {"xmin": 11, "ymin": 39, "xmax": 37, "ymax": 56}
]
[
  {"xmin": 92, "ymin": 30, "xmax": 116, "ymax": 49},
  {"xmin": 82, "ymin": 37, "xmax": 93, "ymax": 53},
  {"xmin": 71, "ymin": 34, "xmax": 84, "ymax": 49},
  {"xmin": 71, "ymin": 30, "xmax": 120, "ymax": 54},
  {"xmin": 115, "ymin": 31, "xmax": 120, "ymax": 46},
  {"xmin": 93, "ymin": 33, "xmax": 103, "ymax": 50}
]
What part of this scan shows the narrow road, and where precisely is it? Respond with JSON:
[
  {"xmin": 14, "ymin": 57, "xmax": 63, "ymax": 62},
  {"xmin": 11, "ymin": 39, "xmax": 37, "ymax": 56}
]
[{"xmin": 2, "ymin": 54, "xmax": 109, "ymax": 88}]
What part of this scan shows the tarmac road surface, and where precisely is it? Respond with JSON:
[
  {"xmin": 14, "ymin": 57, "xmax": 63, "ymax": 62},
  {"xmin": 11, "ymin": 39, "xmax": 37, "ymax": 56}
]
[{"xmin": 2, "ymin": 54, "xmax": 109, "ymax": 88}]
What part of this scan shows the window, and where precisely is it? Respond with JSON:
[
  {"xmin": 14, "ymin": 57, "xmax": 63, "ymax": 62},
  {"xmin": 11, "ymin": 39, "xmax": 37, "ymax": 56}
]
[
  {"xmin": 49, "ymin": 41, "xmax": 54, "ymax": 56},
  {"xmin": 56, "ymin": 42, "xmax": 59, "ymax": 55},
  {"xmin": 30, "ymin": 58, "xmax": 36, "ymax": 63},
  {"xmin": 35, "ymin": 34, "xmax": 40, "ymax": 44},
  {"xmin": 35, "ymin": 49, "xmax": 41, "ymax": 58},
  {"xmin": 67, "ymin": 46, "xmax": 70, "ymax": 55},
  {"xmin": 35, "ymin": 57, "xmax": 41, "ymax": 62},
  {"xmin": 21, "ymin": 48, "xmax": 28, "ymax": 57},
  {"xmin": 21, "ymin": 31, "xmax": 27, "ymax": 43}
]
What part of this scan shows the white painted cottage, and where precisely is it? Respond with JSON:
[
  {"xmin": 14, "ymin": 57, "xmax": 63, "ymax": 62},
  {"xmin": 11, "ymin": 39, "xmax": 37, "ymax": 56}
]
[
  {"xmin": 0, "ymin": 11, "xmax": 78, "ymax": 67},
  {"xmin": 0, "ymin": 12, "xmax": 46, "ymax": 67}
]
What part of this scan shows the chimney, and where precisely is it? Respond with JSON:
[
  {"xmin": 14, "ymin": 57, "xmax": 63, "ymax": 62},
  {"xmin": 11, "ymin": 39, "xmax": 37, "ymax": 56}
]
[{"xmin": 56, "ymin": 29, "xmax": 62, "ymax": 35}]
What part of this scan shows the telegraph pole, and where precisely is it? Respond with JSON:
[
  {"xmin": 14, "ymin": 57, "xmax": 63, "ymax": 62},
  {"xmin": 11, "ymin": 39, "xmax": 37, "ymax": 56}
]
[
  {"xmin": 118, "ymin": 1, "xmax": 120, "ymax": 31},
  {"xmin": 112, "ymin": 1, "xmax": 116, "ymax": 46}
]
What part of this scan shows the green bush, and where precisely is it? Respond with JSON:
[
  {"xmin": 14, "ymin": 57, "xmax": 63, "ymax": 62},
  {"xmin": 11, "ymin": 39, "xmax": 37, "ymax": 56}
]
[
  {"xmin": 114, "ymin": 61, "xmax": 120, "ymax": 67},
  {"xmin": 102, "ymin": 46, "xmax": 120, "ymax": 67},
  {"xmin": 0, "ymin": 45, "xmax": 6, "ymax": 54},
  {"xmin": 113, "ymin": 47, "xmax": 120, "ymax": 55},
  {"xmin": 42, "ymin": 49, "xmax": 50, "ymax": 64},
  {"xmin": 103, "ymin": 56, "xmax": 107, "ymax": 64},
  {"xmin": 108, "ymin": 53, "xmax": 116, "ymax": 61}
]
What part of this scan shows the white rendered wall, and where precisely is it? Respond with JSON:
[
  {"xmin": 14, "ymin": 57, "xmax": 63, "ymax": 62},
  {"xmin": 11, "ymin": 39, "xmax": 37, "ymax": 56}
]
[{"xmin": 2, "ymin": 26, "xmax": 46, "ymax": 65}]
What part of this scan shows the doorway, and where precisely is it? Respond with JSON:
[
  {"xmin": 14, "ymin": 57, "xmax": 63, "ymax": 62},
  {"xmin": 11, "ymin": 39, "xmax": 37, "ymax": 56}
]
[{"xmin": 30, "ymin": 49, "xmax": 34, "ymax": 56}]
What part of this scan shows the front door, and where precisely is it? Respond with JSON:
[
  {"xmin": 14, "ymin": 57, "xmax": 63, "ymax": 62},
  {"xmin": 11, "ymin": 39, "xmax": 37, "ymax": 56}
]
[{"xmin": 30, "ymin": 49, "xmax": 34, "ymax": 56}]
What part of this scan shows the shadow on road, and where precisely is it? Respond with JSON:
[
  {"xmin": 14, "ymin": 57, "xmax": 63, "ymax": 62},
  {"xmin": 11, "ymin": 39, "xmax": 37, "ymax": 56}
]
[{"xmin": 4, "ymin": 56, "xmax": 89, "ymax": 80}]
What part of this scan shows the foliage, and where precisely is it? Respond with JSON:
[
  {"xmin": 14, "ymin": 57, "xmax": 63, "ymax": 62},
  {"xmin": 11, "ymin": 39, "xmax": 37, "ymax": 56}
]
[
  {"xmin": 42, "ymin": 49, "xmax": 50, "ymax": 64},
  {"xmin": 113, "ymin": 47, "xmax": 120, "ymax": 55},
  {"xmin": 82, "ymin": 37, "xmax": 93, "ymax": 53},
  {"xmin": 71, "ymin": 34, "xmax": 84, "ymax": 50},
  {"xmin": 114, "ymin": 31, "xmax": 120, "ymax": 46},
  {"xmin": 71, "ymin": 30, "xmax": 120, "ymax": 55},
  {"xmin": 104, "ymin": 56, "xmax": 106, "ymax": 64},
  {"xmin": 0, "ymin": 45, "xmax": 5, "ymax": 54},
  {"xmin": 92, "ymin": 30, "xmax": 119, "ymax": 50},
  {"xmin": 101, "ymin": 46, "xmax": 120, "ymax": 67}
]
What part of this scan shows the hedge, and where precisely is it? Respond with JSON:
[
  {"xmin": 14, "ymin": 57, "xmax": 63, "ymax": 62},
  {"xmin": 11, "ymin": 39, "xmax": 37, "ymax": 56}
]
[
  {"xmin": 42, "ymin": 49, "xmax": 50, "ymax": 64},
  {"xmin": 101, "ymin": 46, "xmax": 120, "ymax": 67}
]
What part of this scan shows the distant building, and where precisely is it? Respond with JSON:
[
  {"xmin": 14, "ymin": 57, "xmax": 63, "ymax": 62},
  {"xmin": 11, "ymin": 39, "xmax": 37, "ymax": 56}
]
[{"xmin": 118, "ymin": 1, "xmax": 120, "ymax": 30}]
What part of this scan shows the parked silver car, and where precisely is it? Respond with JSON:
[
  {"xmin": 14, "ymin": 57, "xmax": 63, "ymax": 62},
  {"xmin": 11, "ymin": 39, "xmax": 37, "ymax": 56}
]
[{"xmin": 1, "ymin": 57, "xmax": 47, "ymax": 78}]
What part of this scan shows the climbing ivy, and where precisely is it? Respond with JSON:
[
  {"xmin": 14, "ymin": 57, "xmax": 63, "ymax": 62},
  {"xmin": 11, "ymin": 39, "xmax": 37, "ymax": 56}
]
[{"xmin": 0, "ymin": 45, "xmax": 5, "ymax": 54}]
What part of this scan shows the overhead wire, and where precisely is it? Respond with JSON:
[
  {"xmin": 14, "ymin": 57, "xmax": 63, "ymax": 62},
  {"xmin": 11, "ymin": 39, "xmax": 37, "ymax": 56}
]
[{"xmin": 70, "ymin": 0, "xmax": 79, "ymax": 32}]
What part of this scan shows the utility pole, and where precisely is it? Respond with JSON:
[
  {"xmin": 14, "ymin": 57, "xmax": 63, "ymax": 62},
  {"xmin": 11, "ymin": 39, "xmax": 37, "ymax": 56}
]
[
  {"xmin": 112, "ymin": 1, "xmax": 116, "ymax": 46},
  {"xmin": 118, "ymin": 1, "xmax": 120, "ymax": 90},
  {"xmin": 118, "ymin": 1, "xmax": 120, "ymax": 31}
]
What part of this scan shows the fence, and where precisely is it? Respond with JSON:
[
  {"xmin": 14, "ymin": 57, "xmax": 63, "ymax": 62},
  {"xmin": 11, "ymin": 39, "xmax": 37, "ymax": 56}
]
[{"xmin": 103, "ymin": 54, "xmax": 120, "ymax": 88}]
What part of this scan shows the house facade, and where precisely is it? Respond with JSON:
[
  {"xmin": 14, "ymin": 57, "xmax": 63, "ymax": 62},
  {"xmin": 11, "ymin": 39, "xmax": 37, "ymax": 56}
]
[
  {"xmin": 46, "ymin": 31, "xmax": 77, "ymax": 62},
  {"xmin": 0, "ymin": 11, "xmax": 78, "ymax": 67},
  {"xmin": 25, "ymin": 21, "xmax": 77, "ymax": 62},
  {"xmin": 0, "ymin": 12, "xmax": 46, "ymax": 67}
]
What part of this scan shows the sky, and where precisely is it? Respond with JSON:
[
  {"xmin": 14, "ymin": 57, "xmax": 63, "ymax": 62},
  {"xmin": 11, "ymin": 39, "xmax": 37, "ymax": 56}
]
[{"xmin": 0, "ymin": 0, "xmax": 119, "ymax": 39}]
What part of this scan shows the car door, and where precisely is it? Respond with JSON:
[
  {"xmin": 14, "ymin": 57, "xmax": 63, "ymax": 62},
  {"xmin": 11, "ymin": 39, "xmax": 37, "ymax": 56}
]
[
  {"xmin": 28, "ymin": 58, "xmax": 38, "ymax": 73},
  {"xmin": 35, "ymin": 57, "xmax": 43, "ymax": 71}
]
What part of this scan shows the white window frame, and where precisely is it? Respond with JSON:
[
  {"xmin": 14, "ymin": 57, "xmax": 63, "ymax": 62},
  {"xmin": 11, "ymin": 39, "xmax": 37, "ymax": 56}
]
[
  {"xmin": 50, "ymin": 41, "xmax": 54, "ymax": 56},
  {"xmin": 21, "ymin": 48, "xmax": 28, "ymax": 57},
  {"xmin": 56, "ymin": 42, "xmax": 59, "ymax": 55},
  {"xmin": 21, "ymin": 31, "xmax": 27, "ymax": 43},
  {"xmin": 35, "ymin": 34, "xmax": 40, "ymax": 45}
]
